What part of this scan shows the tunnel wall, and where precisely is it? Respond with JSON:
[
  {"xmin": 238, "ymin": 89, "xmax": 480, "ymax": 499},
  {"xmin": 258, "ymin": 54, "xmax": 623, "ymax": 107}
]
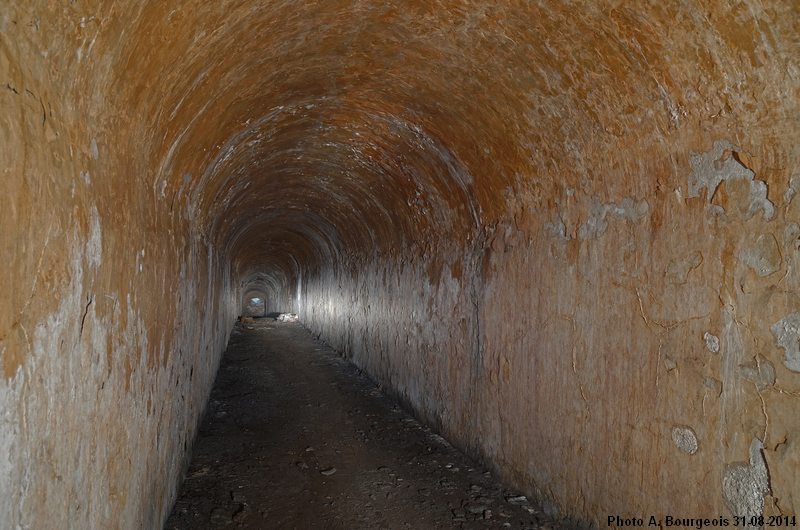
[
  {"xmin": 275, "ymin": 2, "xmax": 800, "ymax": 524},
  {"xmin": 299, "ymin": 132, "xmax": 800, "ymax": 522},
  {"xmin": 0, "ymin": 3, "xmax": 238, "ymax": 528},
  {"xmin": 2, "ymin": 0, "xmax": 800, "ymax": 528}
]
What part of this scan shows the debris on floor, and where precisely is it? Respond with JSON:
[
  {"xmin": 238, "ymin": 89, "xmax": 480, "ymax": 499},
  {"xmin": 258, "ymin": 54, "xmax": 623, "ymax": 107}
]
[{"xmin": 276, "ymin": 312, "xmax": 299, "ymax": 322}]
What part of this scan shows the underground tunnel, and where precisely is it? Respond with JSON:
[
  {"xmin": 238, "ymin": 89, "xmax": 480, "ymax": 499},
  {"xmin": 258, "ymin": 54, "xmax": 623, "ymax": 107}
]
[{"xmin": 2, "ymin": 0, "xmax": 800, "ymax": 528}]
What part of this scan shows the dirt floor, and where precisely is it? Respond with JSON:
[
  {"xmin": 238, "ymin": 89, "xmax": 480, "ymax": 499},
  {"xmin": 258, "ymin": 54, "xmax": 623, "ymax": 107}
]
[{"xmin": 164, "ymin": 318, "xmax": 576, "ymax": 529}]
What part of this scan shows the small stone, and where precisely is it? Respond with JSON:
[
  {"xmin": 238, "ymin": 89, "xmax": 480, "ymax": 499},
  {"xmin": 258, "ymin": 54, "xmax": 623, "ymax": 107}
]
[
  {"xmin": 320, "ymin": 467, "xmax": 337, "ymax": 476},
  {"xmin": 506, "ymin": 495, "xmax": 527, "ymax": 505},
  {"xmin": 276, "ymin": 313, "xmax": 299, "ymax": 322},
  {"xmin": 188, "ymin": 465, "xmax": 210, "ymax": 478}
]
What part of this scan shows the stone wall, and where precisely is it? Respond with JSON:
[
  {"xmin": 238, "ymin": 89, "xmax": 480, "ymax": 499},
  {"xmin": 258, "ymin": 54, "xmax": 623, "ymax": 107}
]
[
  {"xmin": 0, "ymin": 3, "xmax": 238, "ymax": 527},
  {"xmin": 2, "ymin": 0, "xmax": 798, "ymax": 527}
]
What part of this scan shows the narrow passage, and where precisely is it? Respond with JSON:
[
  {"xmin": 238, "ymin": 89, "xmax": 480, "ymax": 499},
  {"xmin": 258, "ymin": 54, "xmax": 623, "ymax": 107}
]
[{"xmin": 165, "ymin": 318, "xmax": 571, "ymax": 529}]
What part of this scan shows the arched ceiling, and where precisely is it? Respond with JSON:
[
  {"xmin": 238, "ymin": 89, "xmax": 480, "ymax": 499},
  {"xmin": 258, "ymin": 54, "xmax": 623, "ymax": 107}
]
[{"xmin": 79, "ymin": 0, "xmax": 797, "ymax": 284}]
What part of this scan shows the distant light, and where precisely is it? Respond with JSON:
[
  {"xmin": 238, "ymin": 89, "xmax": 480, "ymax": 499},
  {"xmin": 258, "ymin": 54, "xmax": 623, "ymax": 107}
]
[{"xmin": 250, "ymin": 297, "xmax": 262, "ymax": 304}]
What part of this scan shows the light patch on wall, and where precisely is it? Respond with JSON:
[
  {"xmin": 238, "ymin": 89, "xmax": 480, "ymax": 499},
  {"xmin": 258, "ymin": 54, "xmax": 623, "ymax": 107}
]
[
  {"xmin": 671, "ymin": 425, "xmax": 699, "ymax": 455},
  {"xmin": 738, "ymin": 356, "xmax": 776, "ymax": 391},
  {"xmin": 687, "ymin": 140, "xmax": 775, "ymax": 221},
  {"xmin": 783, "ymin": 176, "xmax": 800, "ymax": 206},
  {"xmin": 783, "ymin": 223, "xmax": 800, "ymax": 251},
  {"xmin": 771, "ymin": 313, "xmax": 800, "ymax": 373},
  {"xmin": 90, "ymin": 138, "xmax": 99, "ymax": 160},
  {"xmin": 577, "ymin": 197, "xmax": 650, "ymax": 240},
  {"xmin": 135, "ymin": 248, "xmax": 145, "ymax": 273},
  {"xmin": 666, "ymin": 251, "xmax": 703, "ymax": 284},
  {"xmin": 0, "ymin": 221, "xmax": 237, "ymax": 528},
  {"xmin": 0, "ymin": 347, "xmax": 24, "ymax": 524},
  {"xmin": 87, "ymin": 207, "xmax": 102, "ymax": 270},
  {"xmin": 738, "ymin": 234, "xmax": 781, "ymax": 278},
  {"xmin": 722, "ymin": 438, "xmax": 771, "ymax": 522},
  {"xmin": 544, "ymin": 196, "xmax": 649, "ymax": 241},
  {"xmin": 704, "ymin": 332, "xmax": 720, "ymax": 353},
  {"xmin": 297, "ymin": 273, "xmax": 302, "ymax": 311},
  {"xmin": 0, "ymin": 233, "xmax": 113, "ymax": 527}
]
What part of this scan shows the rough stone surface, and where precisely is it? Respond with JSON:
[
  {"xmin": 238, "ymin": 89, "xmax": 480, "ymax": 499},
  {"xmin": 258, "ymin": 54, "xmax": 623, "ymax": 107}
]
[
  {"xmin": 739, "ymin": 234, "xmax": 782, "ymax": 278},
  {"xmin": 771, "ymin": 314, "xmax": 800, "ymax": 373},
  {"xmin": 671, "ymin": 426, "xmax": 699, "ymax": 455},
  {"xmin": 739, "ymin": 356, "xmax": 776, "ymax": 391},
  {"xmin": 722, "ymin": 439, "xmax": 771, "ymax": 526},
  {"xmin": 687, "ymin": 140, "xmax": 775, "ymax": 221},
  {"xmin": 1, "ymin": 0, "xmax": 799, "ymax": 528},
  {"xmin": 704, "ymin": 332, "xmax": 721, "ymax": 354}
]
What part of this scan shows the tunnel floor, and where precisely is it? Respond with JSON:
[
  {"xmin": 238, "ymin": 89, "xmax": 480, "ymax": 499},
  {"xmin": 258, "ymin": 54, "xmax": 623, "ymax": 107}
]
[{"xmin": 164, "ymin": 319, "xmax": 571, "ymax": 529}]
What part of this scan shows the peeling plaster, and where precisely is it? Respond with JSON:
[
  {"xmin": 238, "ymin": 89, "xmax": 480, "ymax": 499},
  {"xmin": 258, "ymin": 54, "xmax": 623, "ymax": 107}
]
[
  {"xmin": 722, "ymin": 438, "xmax": 771, "ymax": 523},
  {"xmin": 546, "ymin": 196, "xmax": 649, "ymax": 241},
  {"xmin": 738, "ymin": 234, "xmax": 781, "ymax": 277},
  {"xmin": 672, "ymin": 426, "xmax": 699, "ymax": 455},
  {"xmin": 0, "ymin": 226, "xmax": 235, "ymax": 528},
  {"xmin": 687, "ymin": 140, "xmax": 775, "ymax": 221},
  {"xmin": 87, "ymin": 207, "xmax": 102, "ymax": 270},
  {"xmin": 577, "ymin": 197, "xmax": 649, "ymax": 240},
  {"xmin": 739, "ymin": 356, "xmax": 776, "ymax": 391},
  {"xmin": 0, "ymin": 235, "xmax": 116, "ymax": 527},
  {"xmin": 782, "ymin": 176, "xmax": 800, "ymax": 206},
  {"xmin": 771, "ymin": 313, "xmax": 800, "ymax": 373},
  {"xmin": 704, "ymin": 332, "xmax": 720, "ymax": 353},
  {"xmin": 783, "ymin": 223, "xmax": 800, "ymax": 250},
  {"xmin": 3, "ymin": 1, "xmax": 799, "ymax": 527},
  {"xmin": 667, "ymin": 251, "xmax": 703, "ymax": 284}
]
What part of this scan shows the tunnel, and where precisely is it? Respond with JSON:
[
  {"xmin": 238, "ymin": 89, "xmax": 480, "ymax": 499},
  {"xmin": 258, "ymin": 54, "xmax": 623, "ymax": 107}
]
[{"xmin": 2, "ymin": 0, "xmax": 799, "ymax": 527}]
